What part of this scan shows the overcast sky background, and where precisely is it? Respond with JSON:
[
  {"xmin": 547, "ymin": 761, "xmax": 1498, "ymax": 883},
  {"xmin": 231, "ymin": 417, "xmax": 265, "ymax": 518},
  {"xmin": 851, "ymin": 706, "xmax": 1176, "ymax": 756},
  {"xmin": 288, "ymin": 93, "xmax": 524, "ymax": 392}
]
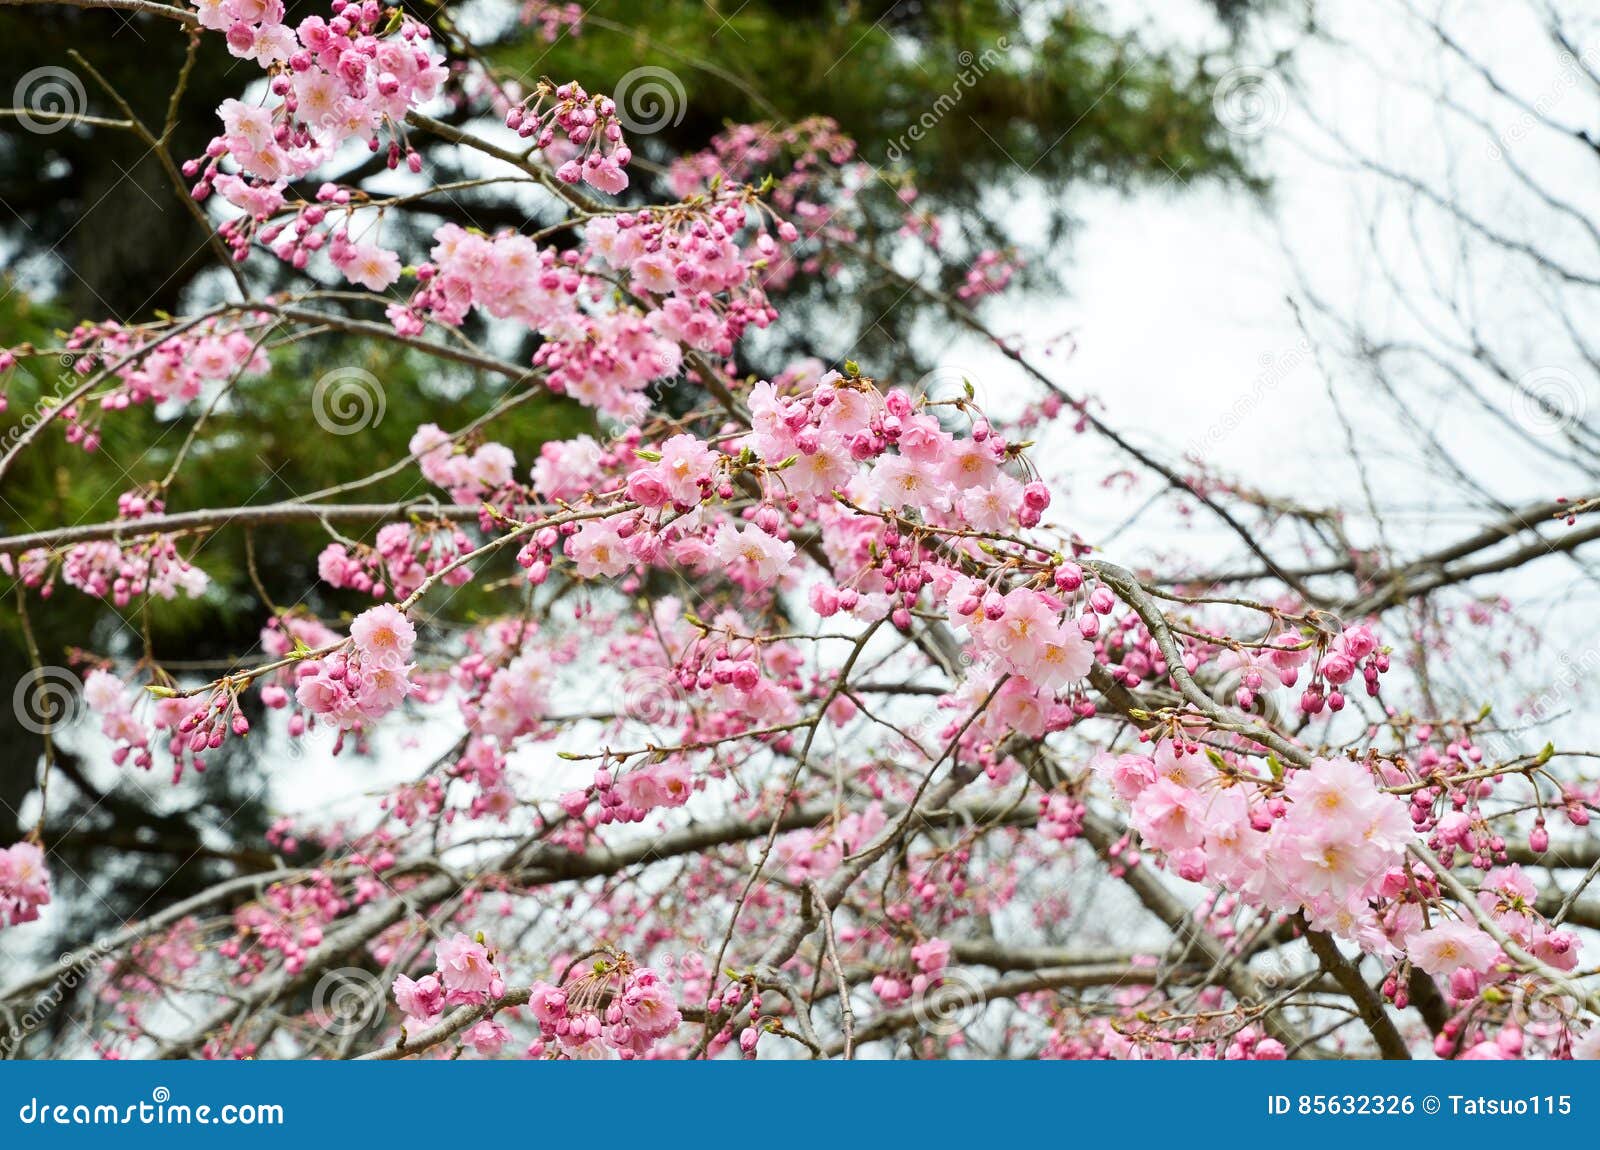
[{"xmin": 926, "ymin": 0, "xmax": 1600, "ymax": 728}]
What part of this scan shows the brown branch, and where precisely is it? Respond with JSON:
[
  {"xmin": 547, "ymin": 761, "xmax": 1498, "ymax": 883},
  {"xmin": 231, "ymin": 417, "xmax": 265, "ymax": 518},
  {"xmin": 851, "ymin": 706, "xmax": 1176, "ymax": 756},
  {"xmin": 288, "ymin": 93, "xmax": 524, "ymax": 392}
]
[
  {"xmin": 0, "ymin": 501, "xmax": 486, "ymax": 555},
  {"xmin": 0, "ymin": 0, "xmax": 197, "ymax": 23}
]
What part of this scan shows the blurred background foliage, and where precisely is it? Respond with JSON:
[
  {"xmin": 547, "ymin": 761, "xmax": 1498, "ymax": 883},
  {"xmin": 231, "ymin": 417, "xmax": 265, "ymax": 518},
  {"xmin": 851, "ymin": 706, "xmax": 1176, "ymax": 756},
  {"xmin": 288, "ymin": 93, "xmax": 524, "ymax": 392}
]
[
  {"xmin": 0, "ymin": 0, "xmax": 1269, "ymax": 951},
  {"xmin": 500, "ymin": 0, "xmax": 1267, "ymax": 378}
]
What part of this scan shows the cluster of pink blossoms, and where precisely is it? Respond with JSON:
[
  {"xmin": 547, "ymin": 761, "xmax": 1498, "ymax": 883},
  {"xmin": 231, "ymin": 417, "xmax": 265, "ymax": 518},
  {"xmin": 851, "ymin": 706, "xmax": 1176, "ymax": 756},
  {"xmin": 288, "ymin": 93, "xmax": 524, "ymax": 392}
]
[
  {"xmin": 946, "ymin": 578, "xmax": 1095, "ymax": 694},
  {"xmin": 1296, "ymin": 623, "xmax": 1388, "ymax": 715},
  {"xmin": 389, "ymin": 199, "xmax": 782, "ymax": 418},
  {"xmin": 254, "ymin": 614, "xmax": 338, "ymax": 715},
  {"xmin": 1214, "ymin": 632, "xmax": 1310, "ymax": 711},
  {"xmin": 392, "ymin": 933, "xmax": 509, "ymax": 1055},
  {"xmin": 956, "ymin": 248, "xmax": 1020, "ymax": 300},
  {"xmin": 519, "ymin": 1, "xmax": 583, "ymax": 41},
  {"xmin": 871, "ymin": 938, "xmax": 951, "ymax": 1007},
  {"xmin": 1042, "ymin": 986, "xmax": 1289, "ymax": 1060},
  {"xmin": 522, "ymin": 959, "xmax": 683, "ymax": 1059},
  {"xmin": 1108, "ymin": 742, "xmax": 1582, "ymax": 991},
  {"xmin": 527, "ymin": 433, "xmax": 614, "ymax": 502},
  {"xmin": 460, "ymin": 652, "xmax": 547, "ymax": 751},
  {"xmin": 667, "ymin": 118, "xmax": 861, "ymax": 290},
  {"xmin": 583, "ymin": 209, "xmax": 783, "ymax": 356},
  {"xmin": 0, "ymin": 315, "xmax": 270, "ymax": 463},
  {"xmin": 191, "ymin": 0, "xmax": 445, "ymax": 178},
  {"xmin": 219, "ymin": 872, "xmax": 351, "ymax": 977},
  {"xmin": 318, "ymin": 523, "xmax": 474, "ymax": 600},
  {"xmin": 6, "ymin": 538, "xmax": 207, "ymax": 607},
  {"xmin": 6, "ymin": 495, "xmax": 208, "ymax": 606},
  {"xmin": 293, "ymin": 603, "xmax": 416, "ymax": 730},
  {"xmin": 560, "ymin": 760, "xmax": 694, "ymax": 828},
  {"xmin": 84, "ymin": 667, "xmax": 251, "ymax": 783},
  {"xmin": 394, "ymin": 226, "xmax": 582, "ymax": 338},
  {"xmin": 453, "ymin": 622, "xmax": 556, "ymax": 738},
  {"xmin": 408, "ymin": 423, "xmax": 519, "ymax": 506},
  {"xmin": 391, "ymin": 225, "xmax": 684, "ymax": 419},
  {"xmin": 391, "ymin": 942, "xmax": 682, "ymax": 1059},
  {"xmin": 624, "ymin": 433, "xmax": 720, "ymax": 510},
  {"xmin": 503, "ymin": 80, "xmax": 631, "ymax": 194},
  {"xmin": 0, "ymin": 841, "xmax": 50, "ymax": 929},
  {"xmin": 187, "ymin": 0, "xmax": 446, "ymax": 277},
  {"xmin": 83, "ymin": 668, "xmax": 153, "ymax": 771},
  {"xmin": 75, "ymin": 319, "xmax": 268, "ymax": 408},
  {"xmin": 0, "ymin": 319, "xmax": 270, "ymax": 452},
  {"xmin": 1111, "ymin": 746, "xmax": 1411, "ymax": 938},
  {"xmin": 641, "ymin": 600, "xmax": 806, "ymax": 728}
]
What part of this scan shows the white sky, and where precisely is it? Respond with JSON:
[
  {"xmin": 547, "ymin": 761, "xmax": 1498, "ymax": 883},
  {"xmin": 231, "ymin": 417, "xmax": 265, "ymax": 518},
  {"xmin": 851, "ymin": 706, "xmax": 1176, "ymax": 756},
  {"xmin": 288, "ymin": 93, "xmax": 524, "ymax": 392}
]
[{"xmin": 920, "ymin": 0, "xmax": 1600, "ymax": 723}]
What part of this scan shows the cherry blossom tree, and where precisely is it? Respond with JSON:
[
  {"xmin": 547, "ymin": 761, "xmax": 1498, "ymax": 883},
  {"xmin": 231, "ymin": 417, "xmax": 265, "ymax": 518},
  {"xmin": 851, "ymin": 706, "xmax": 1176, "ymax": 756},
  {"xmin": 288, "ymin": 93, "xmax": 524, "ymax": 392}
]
[{"xmin": 0, "ymin": 0, "xmax": 1597, "ymax": 1061}]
